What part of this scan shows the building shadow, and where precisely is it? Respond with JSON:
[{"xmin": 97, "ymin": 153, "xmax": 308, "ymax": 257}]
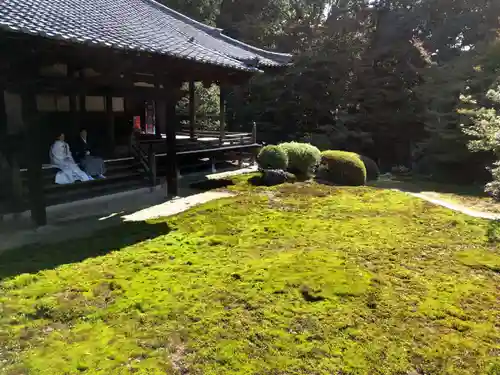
[{"xmin": 0, "ymin": 220, "xmax": 171, "ymax": 281}]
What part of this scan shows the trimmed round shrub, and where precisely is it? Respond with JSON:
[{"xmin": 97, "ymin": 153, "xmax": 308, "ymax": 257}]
[
  {"xmin": 318, "ymin": 150, "xmax": 367, "ymax": 186},
  {"xmin": 278, "ymin": 142, "xmax": 321, "ymax": 177},
  {"xmin": 357, "ymin": 154, "xmax": 380, "ymax": 181},
  {"xmin": 257, "ymin": 145, "xmax": 288, "ymax": 170}
]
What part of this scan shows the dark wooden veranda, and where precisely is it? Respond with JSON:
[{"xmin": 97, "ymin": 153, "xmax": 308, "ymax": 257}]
[{"xmin": 0, "ymin": 0, "xmax": 292, "ymax": 226}]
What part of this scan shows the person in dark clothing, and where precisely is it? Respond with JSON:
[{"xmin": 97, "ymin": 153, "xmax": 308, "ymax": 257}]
[{"xmin": 73, "ymin": 129, "xmax": 106, "ymax": 178}]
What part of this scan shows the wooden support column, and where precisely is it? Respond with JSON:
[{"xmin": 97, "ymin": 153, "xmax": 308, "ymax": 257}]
[
  {"xmin": 251, "ymin": 122, "xmax": 258, "ymax": 166},
  {"xmin": 69, "ymin": 93, "xmax": 78, "ymax": 137},
  {"xmin": 0, "ymin": 90, "xmax": 6, "ymax": 135},
  {"xmin": 105, "ymin": 95, "xmax": 115, "ymax": 156},
  {"xmin": 78, "ymin": 70, "xmax": 86, "ymax": 129},
  {"xmin": 188, "ymin": 81, "xmax": 196, "ymax": 140},
  {"xmin": 1, "ymin": 90, "xmax": 24, "ymax": 214},
  {"xmin": 0, "ymin": 89, "xmax": 8, "ymax": 217},
  {"xmin": 165, "ymin": 90, "xmax": 179, "ymax": 197},
  {"xmin": 154, "ymin": 83, "xmax": 164, "ymax": 137},
  {"xmin": 219, "ymin": 84, "xmax": 226, "ymax": 145},
  {"xmin": 67, "ymin": 64, "xmax": 79, "ymax": 139},
  {"xmin": 156, "ymin": 88, "xmax": 179, "ymax": 197},
  {"xmin": 22, "ymin": 91, "xmax": 46, "ymax": 226}
]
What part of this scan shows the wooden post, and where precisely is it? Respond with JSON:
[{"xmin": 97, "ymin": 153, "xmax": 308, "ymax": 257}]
[
  {"xmin": 67, "ymin": 64, "xmax": 78, "ymax": 140},
  {"xmin": 0, "ymin": 89, "xmax": 7, "ymax": 217},
  {"xmin": 219, "ymin": 85, "xmax": 226, "ymax": 146},
  {"xmin": 156, "ymin": 79, "xmax": 180, "ymax": 198},
  {"xmin": 154, "ymin": 82, "xmax": 163, "ymax": 137},
  {"xmin": 188, "ymin": 81, "xmax": 196, "ymax": 140},
  {"xmin": 238, "ymin": 134, "xmax": 244, "ymax": 168},
  {"xmin": 165, "ymin": 90, "xmax": 179, "ymax": 197},
  {"xmin": 148, "ymin": 143, "xmax": 156, "ymax": 191},
  {"xmin": 22, "ymin": 91, "xmax": 46, "ymax": 226},
  {"xmin": 105, "ymin": 95, "xmax": 115, "ymax": 157},
  {"xmin": 78, "ymin": 69, "xmax": 86, "ymax": 130},
  {"xmin": 251, "ymin": 122, "xmax": 257, "ymax": 166},
  {"xmin": 0, "ymin": 91, "xmax": 24, "ymax": 214},
  {"xmin": 69, "ymin": 93, "xmax": 78, "ymax": 137},
  {"xmin": 10, "ymin": 156, "xmax": 23, "ymax": 214}
]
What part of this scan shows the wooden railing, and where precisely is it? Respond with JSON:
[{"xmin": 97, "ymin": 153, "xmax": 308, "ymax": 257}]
[
  {"xmin": 177, "ymin": 122, "xmax": 258, "ymax": 149},
  {"xmin": 130, "ymin": 133, "xmax": 156, "ymax": 189}
]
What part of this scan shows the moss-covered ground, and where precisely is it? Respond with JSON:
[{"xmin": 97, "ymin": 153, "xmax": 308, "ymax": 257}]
[{"xmin": 0, "ymin": 180, "xmax": 499, "ymax": 375}]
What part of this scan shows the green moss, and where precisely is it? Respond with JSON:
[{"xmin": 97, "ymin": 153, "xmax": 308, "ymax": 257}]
[
  {"xmin": 456, "ymin": 249, "xmax": 500, "ymax": 272},
  {"xmin": 0, "ymin": 184, "xmax": 498, "ymax": 374}
]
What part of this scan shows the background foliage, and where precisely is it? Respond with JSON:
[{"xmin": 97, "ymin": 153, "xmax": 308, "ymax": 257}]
[{"xmin": 161, "ymin": 0, "xmax": 500, "ymax": 182}]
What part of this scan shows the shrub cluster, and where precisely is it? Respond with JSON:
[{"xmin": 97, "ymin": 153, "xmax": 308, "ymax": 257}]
[
  {"xmin": 318, "ymin": 150, "xmax": 367, "ymax": 186},
  {"xmin": 278, "ymin": 142, "xmax": 321, "ymax": 177},
  {"xmin": 357, "ymin": 154, "xmax": 379, "ymax": 181},
  {"xmin": 257, "ymin": 142, "xmax": 321, "ymax": 178},
  {"xmin": 257, "ymin": 143, "xmax": 378, "ymax": 187},
  {"xmin": 257, "ymin": 145, "xmax": 288, "ymax": 170}
]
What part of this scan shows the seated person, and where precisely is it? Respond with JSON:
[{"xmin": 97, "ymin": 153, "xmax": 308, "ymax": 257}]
[
  {"xmin": 73, "ymin": 129, "xmax": 106, "ymax": 179},
  {"xmin": 50, "ymin": 132, "xmax": 92, "ymax": 184}
]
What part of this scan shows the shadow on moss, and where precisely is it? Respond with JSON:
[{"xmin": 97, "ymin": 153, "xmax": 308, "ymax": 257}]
[{"xmin": 0, "ymin": 221, "xmax": 171, "ymax": 281}]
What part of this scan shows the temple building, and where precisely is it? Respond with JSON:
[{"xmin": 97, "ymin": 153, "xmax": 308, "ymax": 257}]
[{"xmin": 0, "ymin": 0, "xmax": 292, "ymax": 225}]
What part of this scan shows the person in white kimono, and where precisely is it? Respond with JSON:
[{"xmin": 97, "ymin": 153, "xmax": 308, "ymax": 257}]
[{"xmin": 50, "ymin": 133, "xmax": 93, "ymax": 184}]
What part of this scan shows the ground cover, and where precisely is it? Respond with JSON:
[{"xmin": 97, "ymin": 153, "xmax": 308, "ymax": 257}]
[{"xmin": 0, "ymin": 180, "xmax": 499, "ymax": 375}]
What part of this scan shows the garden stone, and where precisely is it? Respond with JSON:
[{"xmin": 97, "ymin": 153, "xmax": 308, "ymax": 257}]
[{"xmin": 260, "ymin": 169, "xmax": 295, "ymax": 186}]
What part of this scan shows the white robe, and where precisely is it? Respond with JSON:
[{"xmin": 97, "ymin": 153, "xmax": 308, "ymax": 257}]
[{"xmin": 50, "ymin": 140, "xmax": 92, "ymax": 184}]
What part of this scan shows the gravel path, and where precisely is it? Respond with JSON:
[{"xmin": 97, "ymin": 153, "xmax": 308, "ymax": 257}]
[
  {"xmin": 122, "ymin": 191, "xmax": 234, "ymax": 222},
  {"xmin": 406, "ymin": 191, "xmax": 500, "ymax": 220}
]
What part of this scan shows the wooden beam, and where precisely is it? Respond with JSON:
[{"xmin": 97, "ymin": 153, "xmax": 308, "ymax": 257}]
[
  {"xmin": 188, "ymin": 81, "xmax": 196, "ymax": 140},
  {"xmin": 1, "ymin": 31, "xmax": 257, "ymax": 86},
  {"xmin": 21, "ymin": 91, "xmax": 47, "ymax": 226}
]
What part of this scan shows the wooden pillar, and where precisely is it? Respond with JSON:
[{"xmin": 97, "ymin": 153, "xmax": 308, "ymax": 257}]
[
  {"xmin": 1, "ymin": 91, "xmax": 24, "ymax": 214},
  {"xmin": 69, "ymin": 93, "xmax": 78, "ymax": 137},
  {"xmin": 154, "ymin": 82, "xmax": 163, "ymax": 137},
  {"xmin": 67, "ymin": 64, "xmax": 79, "ymax": 140},
  {"xmin": 0, "ymin": 90, "xmax": 7, "ymax": 216},
  {"xmin": 251, "ymin": 122, "xmax": 258, "ymax": 166},
  {"xmin": 165, "ymin": 90, "xmax": 179, "ymax": 197},
  {"xmin": 106, "ymin": 95, "xmax": 115, "ymax": 156},
  {"xmin": 156, "ymin": 92, "xmax": 178, "ymax": 197},
  {"xmin": 22, "ymin": 91, "xmax": 46, "ymax": 226},
  {"xmin": 219, "ymin": 84, "xmax": 226, "ymax": 145},
  {"xmin": 188, "ymin": 81, "xmax": 196, "ymax": 140},
  {"xmin": 78, "ymin": 70, "xmax": 86, "ymax": 130},
  {"xmin": 0, "ymin": 91, "xmax": 6, "ymax": 136}
]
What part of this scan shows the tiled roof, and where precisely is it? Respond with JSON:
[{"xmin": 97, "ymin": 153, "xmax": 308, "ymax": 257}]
[{"xmin": 0, "ymin": 0, "xmax": 292, "ymax": 72}]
